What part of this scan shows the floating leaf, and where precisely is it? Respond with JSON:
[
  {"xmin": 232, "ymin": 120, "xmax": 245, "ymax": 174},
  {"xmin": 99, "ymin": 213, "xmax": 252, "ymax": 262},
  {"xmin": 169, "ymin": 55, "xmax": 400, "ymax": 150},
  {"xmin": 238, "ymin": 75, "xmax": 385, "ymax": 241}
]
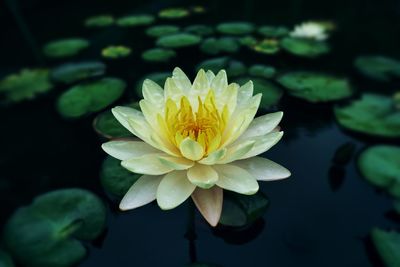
[
  {"xmin": 0, "ymin": 69, "xmax": 53, "ymax": 103},
  {"xmin": 196, "ymin": 57, "xmax": 229, "ymax": 73},
  {"xmin": 281, "ymin": 37, "xmax": 330, "ymax": 57},
  {"xmin": 216, "ymin": 22, "xmax": 255, "ymax": 35},
  {"xmin": 101, "ymin": 156, "xmax": 141, "ymax": 198},
  {"xmin": 43, "ymin": 38, "xmax": 89, "ymax": 58},
  {"xmin": 371, "ymin": 228, "xmax": 400, "ymax": 267},
  {"xmin": 184, "ymin": 24, "xmax": 214, "ymax": 36},
  {"xmin": 135, "ymin": 72, "xmax": 170, "ymax": 98},
  {"xmin": 227, "ymin": 60, "xmax": 247, "ymax": 77},
  {"xmin": 116, "ymin": 15, "xmax": 155, "ymax": 27},
  {"xmin": 258, "ymin": 25, "xmax": 289, "ymax": 38},
  {"xmin": 354, "ymin": 56, "xmax": 400, "ymax": 82},
  {"xmin": 156, "ymin": 33, "xmax": 201, "ymax": 48},
  {"xmin": 84, "ymin": 15, "xmax": 114, "ymax": 27},
  {"xmin": 158, "ymin": 8, "xmax": 189, "ymax": 19},
  {"xmin": 3, "ymin": 188, "xmax": 106, "ymax": 267},
  {"xmin": 277, "ymin": 71, "xmax": 352, "ymax": 102},
  {"xmin": 0, "ymin": 250, "xmax": 14, "ymax": 267},
  {"xmin": 190, "ymin": 6, "xmax": 206, "ymax": 14},
  {"xmin": 200, "ymin": 37, "xmax": 240, "ymax": 55},
  {"xmin": 334, "ymin": 94, "xmax": 400, "ymax": 137},
  {"xmin": 238, "ymin": 35, "xmax": 258, "ymax": 46},
  {"xmin": 145, "ymin": 25, "xmax": 180, "ymax": 37},
  {"xmin": 248, "ymin": 64, "xmax": 276, "ymax": 79},
  {"xmin": 358, "ymin": 145, "xmax": 400, "ymax": 197},
  {"xmin": 251, "ymin": 39, "xmax": 280, "ymax": 54},
  {"xmin": 101, "ymin": 46, "xmax": 131, "ymax": 59},
  {"xmin": 93, "ymin": 108, "xmax": 136, "ymax": 139},
  {"xmin": 51, "ymin": 61, "xmax": 106, "ymax": 84},
  {"xmin": 235, "ymin": 77, "xmax": 282, "ymax": 108},
  {"xmin": 142, "ymin": 48, "xmax": 176, "ymax": 62},
  {"xmin": 57, "ymin": 77, "xmax": 126, "ymax": 118}
]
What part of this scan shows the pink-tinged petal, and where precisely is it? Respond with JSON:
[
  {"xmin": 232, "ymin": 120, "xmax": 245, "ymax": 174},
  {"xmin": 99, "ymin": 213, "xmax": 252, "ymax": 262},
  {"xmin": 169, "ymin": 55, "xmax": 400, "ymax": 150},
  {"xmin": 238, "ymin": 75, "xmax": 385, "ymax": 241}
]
[{"xmin": 191, "ymin": 186, "xmax": 223, "ymax": 227}]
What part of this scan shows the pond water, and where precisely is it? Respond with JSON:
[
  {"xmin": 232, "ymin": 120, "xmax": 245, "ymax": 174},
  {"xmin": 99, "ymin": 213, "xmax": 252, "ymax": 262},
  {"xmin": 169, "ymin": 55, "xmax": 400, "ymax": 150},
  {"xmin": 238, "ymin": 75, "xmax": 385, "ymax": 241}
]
[{"xmin": 1, "ymin": 0, "xmax": 400, "ymax": 266}]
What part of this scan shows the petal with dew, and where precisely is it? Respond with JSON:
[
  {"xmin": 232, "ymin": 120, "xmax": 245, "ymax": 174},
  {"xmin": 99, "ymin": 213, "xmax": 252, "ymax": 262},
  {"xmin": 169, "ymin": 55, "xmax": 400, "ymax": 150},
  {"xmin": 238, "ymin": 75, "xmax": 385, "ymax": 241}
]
[
  {"xmin": 214, "ymin": 164, "xmax": 259, "ymax": 195},
  {"xmin": 187, "ymin": 163, "xmax": 218, "ymax": 189},
  {"xmin": 102, "ymin": 140, "xmax": 160, "ymax": 160},
  {"xmin": 239, "ymin": 131, "xmax": 284, "ymax": 159},
  {"xmin": 157, "ymin": 170, "xmax": 196, "ymax": 210},
  {"xmin": 234, "ymin": 157, "xmax": 291, "ymax": 181},
  {"xmin": 119, "ymin": 175, "xmax": 163, "ymax": 210},
  {"xmin": 122, "ymin": 154, "xmax": 173, "ymax": 175},
  {"xmin": 237, "ymin": 111, "xmax": 283, "ymax": 140},
  {"xmin": 172, "ymin": 67, "xmax": 191, "ymax": 92},
  {"xmin": 192, "ymin": 186, "xmax": 223, "ymax": 226},
  {"xmin": 180, "ymin": 138, "xmax": 204, "ymax": 161}
]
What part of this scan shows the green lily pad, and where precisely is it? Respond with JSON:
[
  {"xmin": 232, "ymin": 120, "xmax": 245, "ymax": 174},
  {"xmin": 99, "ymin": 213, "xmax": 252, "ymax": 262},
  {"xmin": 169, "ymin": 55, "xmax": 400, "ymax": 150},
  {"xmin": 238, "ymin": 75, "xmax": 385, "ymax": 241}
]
[
  {"xmin": 219, "ymin": 191, "xmax": 268, "ymax": 227},
  {"xmin": 371, "ymin": 228, "xmax": 400, "ymax": 267},
  {"xmin": 3, "ymin": 188, "xmax": 106, "ymax": 267},
  {"xmin": 142, "ymin": 48, "xmax": 176, "ymax": 62},
  {"xmin": 354, "ymin": 56, "xmax": 400, "ymax": 82},
  {"xmin": 0, "ymin": 250, "xmax": 14, "ymax": 267},
  {"xmin": 334, "ymin": 94, "xmax": 400, "ymax": 137},
  {"xmin": 116, "ymin": 14, "xmax": 155, "ymax": 27},
  {"xmin": 238, "ymin": 35, "xmax": 258, "ymax": 46},
  {"xmin": 196, "ymin": 57, "xmax": 229, "ymax": 73},
  {"xmin": 184, "ymin": 24, "xmax": 214, "ymax": 36},
  {"xmin": 235, "ymin": 77, "xmax": 283, "ymax": 108},
  {"xmin": 251, "ymin": 39, "xmax": 280, "ymax": 54},
  {"xmin": 145, "ymin": 25, "xmax": 180, "ymax": 38},
  {"xmin": 200, "ymin": 37, "xmax": 240, "ymax": 55},
  {"xmin": 84, "ymin": 15, "xmax": 114, "ymax": 27},
  {"xmin": 0, "ymin": 69, "xmax": 53, "ymax": 103},
  {"xmin": 258, "ymin": 25, "xmax": 289, "ymax": 38},
  {"xmin": 156, "ymin": 33, "xmax": 201, "ymax": 48},
  {"xmin": 43, "ymin": 38, "xmax": 89, "ymax": 58},
  {"xmin": 281, "ymin": 37, "xmax": 330, "ymax": 58},
  {"xmin": 394, "ymin": 92, "xmax": 400, "ymax": 109},
  {"xmin": 358, "ymin": 145, "xmax": 400, "ymax": 197},
  {"xmin": 57, "ymin": 77, "xmax": 126, "ymax": 118},
  {"xmin": 158, "ymin": 8, "xmax": 189, "ymax": 19},
  {"xmin": 101, "ymin": 156, "xmax": 141, "ymax": 198},
  {"xmin": 101, "ymin": 46, "xmax": 131, "ymax": 59},
  {"xmin": 277, "ymin": 71, "xmax": 352, "ymax": 102},
  {"xmin": 248, "ymin": 64, "xmax": 276, "ymax": 79},
  {"xmin": 227, "ymin": 60, "xmax": 247, "ymax": 77},
  {"xmin": 135, "ymin": 72, "xmax": 170, "ymax": 98},
  {"xmin": 216, "ymin": 22, "xmax": 255, "ymax": 35},
  {"xmin": 51, "ymin": 61, "xmax": 106, "ymax": 84}
]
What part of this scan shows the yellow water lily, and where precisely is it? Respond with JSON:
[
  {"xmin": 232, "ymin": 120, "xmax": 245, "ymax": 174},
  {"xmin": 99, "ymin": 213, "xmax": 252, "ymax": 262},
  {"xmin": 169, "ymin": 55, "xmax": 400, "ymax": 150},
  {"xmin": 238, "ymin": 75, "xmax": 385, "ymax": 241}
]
[{"xmin": 102, "ymin": 68, "xmax": 290, "ymax": 226}]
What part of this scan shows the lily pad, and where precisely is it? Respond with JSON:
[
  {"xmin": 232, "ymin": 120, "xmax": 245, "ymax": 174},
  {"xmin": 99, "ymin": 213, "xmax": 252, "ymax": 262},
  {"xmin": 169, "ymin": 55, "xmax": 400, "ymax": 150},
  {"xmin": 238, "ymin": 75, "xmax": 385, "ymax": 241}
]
[
  {"xmin": 354, "ymin": 56, "xmax": 400, "ymax": 82},
  {"xmin": 277, "ymin": 71, "xmax": 352, "ymax": 102},
  {"xmin": 158, "ymin": 8, "xmax": 189, "ymax": 19},
  {"xmin": 200, "ymin": 37, "xmax": 240, "ymax": 55},
  {"xmin": 196, "ymin": 57, "xmax": 229, "ymax": 73},
  {"xmin": 184, "ymin": 24, "xmax": 214, "ymax": 36},
  {"xmin": 3, "ymin": 188, "xmax": 106, "ymax": 267},
  {"xmin": 371, "ymin": 228, "xmax": 400, "ymax": 267},
  {"xmin": 135, "ymin": 72, "xmax": 170, "ymax": 98},
  {"xmin": 227, "ymin": 60, "xmax": 247, "ymax": 77},
  {"xmin": 258, "ymin": 25, "xmax": 289, "ymax": 38},
  {"xmin": 216, "ymin": 22, "xmax": 255, "ymax": 35},
  {"xmin": 101, "ymin": 46, "xmax": 131, "ymax": 59},
  {"xmin": 84, "ymin": 15, "xmax": 114, "ymax": 27},
  {"xmin": 334, "ymin": 94, "xmax": 400, "ymax": 137},
  {"xmin": 43, "ymin": 38, "xmax": 89, "ymax": 58},
  {"xmin": 281, "ymin": 37, "xmax": 330, "ymax": 57},
  {"xmin": 358, "ymin": 145, "xmax": 400, "ymax": 197},
  {"xmin": 51, "ymin": 61, "xmax": 106, "ymax": 84},
  {"xmin": 251, "ymin": 39, "xmax": 280, "ymax": 54},
  {"xmin": 141, "ymin": 48, "xmax": 176, "ymax": 62},
  {"xmin": 238, "ymin": 36, "xmax": 258, "ymax": 46},
  {"xmin": 219, "ymin": 191, "xmax": 268, "ymax": 227},
  {"xmin": 0, "ymin": 69, "xmax": 53, "ymax": 103},
  {"xmin": 116, "ymin": 14, "xmax": 155, "ymax": 27},
  {"xmin": 57, "ymin": 77, "xmax": 126, "ymax": 118},
  {"xmin": 145, "ymin": 25, "xmax": 180, "ymax": 38},
  {"xmin": 156, "ymin": 33, "xmax": 201, "ymax": 48},
  {"xmin": 0, "ymin": 250, "xmax": 14, "ymax": 267},
  {"xmin": 248, "ymin": 64, "xmax": 276, "ymax": 79},
  {"xmin": 101, "ymin": 156, "xmax": 141, "ymax": 198}
]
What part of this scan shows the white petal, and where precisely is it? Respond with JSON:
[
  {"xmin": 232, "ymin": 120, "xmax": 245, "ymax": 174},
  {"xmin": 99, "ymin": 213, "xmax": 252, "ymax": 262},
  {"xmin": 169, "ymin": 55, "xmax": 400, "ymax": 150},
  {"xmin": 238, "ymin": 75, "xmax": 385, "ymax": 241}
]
[
  {"xmin": 211, "ymin": 70, "xmax": 228, "ymax": 94},
  {"xmin": 192, "ymin": 69, "xmax": 210, "ymax": 96},
  {"xmin": 102, "ymin": 141, "xmax": 160, "ymax": 160},
  {"xmin": 119, "ymin": 175, "xmax": 163, "ymax": 210},
  {"xmin": 172, "ymin": 67, "xmax": 191, "ymax": 92},
  {"xmin": 237, "ymin": 80, "xmax": 253, "ymax": 105},
  {"xmin": 187, "ymin": 164, "xmax": 218, "ymax": 189},
  {"xmin": 192, "ymin": 186, "xmax": 223, "ymax": 226},
  {"xmin": 179, "ymin": 138, "xmax": 204, "ymax": 161},
  {"xmin": 205, "ymin": 70, "xmax": 216, "ymax": 83},
  {"xmin": 158, "ymin": 156, "xmax": 194, "ymax": 170},
  {"xmin": 218, "ymin": 83, "xmax": 239, "ymax": 115},
  {"xmin": 239, "ymin": 131, "xmax": 284, "ymax": 159},
  {"xmin": 121, "ymin": 154, "xmax": 172, "ymax": 175},
  {"xmin": 198, "ymin": 148, "xmax": 227, "ymax": 165},
  {"xmin": 157, "ymin": 170, "xmax": 196, "ymax": 210},
  {"xmin": 164, "ymin": 77, "xmax": 182, "ymax": 102},
  {"xmin": 214, "ymin": 164, "xmax": 259, "ymax": 195},
  {"xmin": 142, "ymin": 79, "xmax": 164, "ymax": 109},
  {"xmin": 217, "ymin": 140, "xmax": 255, "ymax": 164},
  {"xmin": 233, "ymin": 157, "xmax": 291, "ymax": 181},
  {"xmin": 237, "ymin": 111, "xmax": 283, "ymax": 141}
]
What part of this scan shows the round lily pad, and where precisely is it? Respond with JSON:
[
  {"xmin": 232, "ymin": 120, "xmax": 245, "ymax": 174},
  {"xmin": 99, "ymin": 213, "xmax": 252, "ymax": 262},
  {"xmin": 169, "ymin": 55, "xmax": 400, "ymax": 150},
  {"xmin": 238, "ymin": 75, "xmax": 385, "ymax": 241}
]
[
  {"xmin": 334, "ymin": 94, "xmax": 400, "ymax": 137},
  {"xmin": 371, "ymin": 228, "xmax": 400, "ymax": 267},
  {"xmin": 184, "ymin": 24, "xmax": 214, "ymax": 36},
  {"xmin": 281, "ymin": 37, "xmax": 330, "ymax": 57},
  {"xmin": 248, "ymin": 64, "xmax": 276, "ymax": 79},
  {"xmin": 101, "ymin": 46, "xmax": 131, "ymax": 59},
  {"xmin": 277, "ymin": 71, "xmax": 352, "ymax": 102},
  {"xmin": 142, "ymin": 48, "xmax": 176, "ymax": 62},
  {"xmin": 0, "ymin": 68, "xmax": 53, "ymax": 103},
  {"xmin": 156, "ymin": 33, "xmax": 201, "ymax": 48},
  {"xmin": 101, "ymin": 156, "xmax": 141, "ymax": 198},
  {"xmin": 216, "ymin": 22, "xmax": 255, "ymax": 35},
  {"xmin": 354, "ymin": 56, "xmax": 400, "ymax": 82},
  {"xmin": 235, "ymin": 77, "xmax": 283, "ymax": 108},
  {"xmin": 57, "ymin": 77, "xmax": 126, "ymax": 118},
  {"xmin": 358, "ymin": 145, "xmax": 400, "ymax": 197},
  {"xmin": 227, "ymin": 60, "xmax": 247, "ymax": 77},
  {"xmin": 135, "ymin": 72, "xmax": 169, "ymax": 98},
  {"xmin": 51, "ymin": 61, "xmax": 106, "ymax": 84},
  {"xmin": 84, "ymin": 15, "xmax": 114, "ymax": 27},
  {"xmin": 43, "ymin": 38, "xmax": 89, "ymax": 58},
  {"xmin": 238, "ymin": 36, "xmax": 258, "ymax": 46},
  {"xmin": 3, "ymin": 188, "xmax": 106, "ymax": 267},
  {"xmin": 0, "ymin": 250, "xmax": 14, "ymax": 267},
  {"xmin": 258, "ymin": 25, "xmax": 289, "ymax": 38},
  {"xmin": 251, "ymin": 39, "xmax": 280, "ymax": 54},
  {"xmin": 145, "ymin": 25, "xmax": 180, "ymax": 38},
  {"xmin": 158, "ymin": 8, "xmax": 189, "ymax": 19},
  {"xmin": 200, "ymin": 37, "xmax": 240, "ymax": 55},
  {"xmin": 116, "ymin": 14, "xmax": 155, "ymax": 27}
]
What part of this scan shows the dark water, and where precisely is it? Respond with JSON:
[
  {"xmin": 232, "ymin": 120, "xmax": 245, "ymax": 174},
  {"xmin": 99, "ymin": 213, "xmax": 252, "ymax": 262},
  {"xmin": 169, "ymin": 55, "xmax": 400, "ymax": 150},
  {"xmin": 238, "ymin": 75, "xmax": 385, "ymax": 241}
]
[{"xmin": 1, "ymin": 0, "xmax": 400, "ymax": 266}]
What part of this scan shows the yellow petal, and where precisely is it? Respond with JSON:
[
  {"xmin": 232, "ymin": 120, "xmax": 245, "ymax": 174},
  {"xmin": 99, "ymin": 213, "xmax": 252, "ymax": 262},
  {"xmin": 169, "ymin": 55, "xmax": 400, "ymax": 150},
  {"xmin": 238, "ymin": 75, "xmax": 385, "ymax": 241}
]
[
  {"xmin": 191, "ymin": 186, "xmax": 223, "ymax": 226},
  {"xmin": 179, "ymin": 137, "xmax": 204, "ymax": 161},
  {"xmin": 214, "ymin": 164, "xmax": 259, "ymax": 195},
  {"xmin": 198, "ymin": 148, "xmax": 227, "ymax": 165},
  {"xmin": 102, "ymin": 140, "xmax": 159, "ymax": 160},
  {"xmin": 187, "ymin": 163, "xmax": 218, "ymax": 189},
  {"xmin": 121, "ymin": 154, "xmax": 173, "ymax": 175}
]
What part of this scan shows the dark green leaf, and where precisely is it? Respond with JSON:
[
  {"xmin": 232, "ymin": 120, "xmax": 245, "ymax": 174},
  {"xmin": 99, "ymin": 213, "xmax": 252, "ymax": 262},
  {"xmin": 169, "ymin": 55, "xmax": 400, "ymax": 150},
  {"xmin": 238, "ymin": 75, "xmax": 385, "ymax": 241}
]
[
  {"xmin": 51, "ymin": 61, "xmax": 106, "ymax": 84},
  {"xmin": 371, "ymin": 228, "xmax": 400, "ymax": 267},
  {"xmin": 43, "ymin": 38, "xmax": 89, "ymax": 58}
]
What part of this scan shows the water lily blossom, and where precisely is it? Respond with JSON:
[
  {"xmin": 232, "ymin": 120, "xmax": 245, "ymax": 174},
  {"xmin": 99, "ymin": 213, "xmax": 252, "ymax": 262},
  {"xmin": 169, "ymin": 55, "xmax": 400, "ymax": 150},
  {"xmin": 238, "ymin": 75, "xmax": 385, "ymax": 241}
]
[
  {"xmin": 290, "ymin": 21, "xmax": 329, "ymax": 41},
  {"xmin": 102, "ymin": 68, "xmax": 291, "ymax": 226}
]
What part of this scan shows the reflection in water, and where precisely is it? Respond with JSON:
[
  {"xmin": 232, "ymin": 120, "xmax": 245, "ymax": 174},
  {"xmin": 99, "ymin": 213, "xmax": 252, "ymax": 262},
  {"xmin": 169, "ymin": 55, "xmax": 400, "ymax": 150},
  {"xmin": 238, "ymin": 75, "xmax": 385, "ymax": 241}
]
[
  {"xmin": 212, "ymin": 219, "xmax": 265, "ymax": 245},
  {"xmin": 328, "ymin": 142, "xmax": 356, "ymax": 192}
]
